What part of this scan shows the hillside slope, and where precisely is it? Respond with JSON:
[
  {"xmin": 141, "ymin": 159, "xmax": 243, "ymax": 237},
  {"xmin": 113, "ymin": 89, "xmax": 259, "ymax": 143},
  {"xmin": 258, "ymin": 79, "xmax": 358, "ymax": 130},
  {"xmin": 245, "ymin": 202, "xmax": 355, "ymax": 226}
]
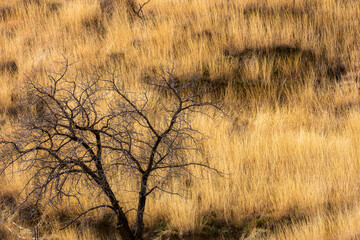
[{"xmin": 1, "ymin": 0, "xmax": 360, "ymax": 239}]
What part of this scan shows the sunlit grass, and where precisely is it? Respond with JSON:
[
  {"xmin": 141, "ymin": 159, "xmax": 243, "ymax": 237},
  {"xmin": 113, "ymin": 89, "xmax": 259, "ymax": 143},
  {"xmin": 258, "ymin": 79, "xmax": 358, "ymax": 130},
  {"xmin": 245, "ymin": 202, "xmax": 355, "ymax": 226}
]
[{"xmin": 1, "ymin": 0, "xmax": 360, "ymax": 239}]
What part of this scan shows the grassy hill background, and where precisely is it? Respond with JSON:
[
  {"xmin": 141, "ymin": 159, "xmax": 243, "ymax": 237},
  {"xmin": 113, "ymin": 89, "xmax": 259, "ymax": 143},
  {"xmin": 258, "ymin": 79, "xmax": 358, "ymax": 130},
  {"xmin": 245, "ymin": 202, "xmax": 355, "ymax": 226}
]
[{"xmin": 1, "ymin": 0, "xmax": 360, "ymax": 239}]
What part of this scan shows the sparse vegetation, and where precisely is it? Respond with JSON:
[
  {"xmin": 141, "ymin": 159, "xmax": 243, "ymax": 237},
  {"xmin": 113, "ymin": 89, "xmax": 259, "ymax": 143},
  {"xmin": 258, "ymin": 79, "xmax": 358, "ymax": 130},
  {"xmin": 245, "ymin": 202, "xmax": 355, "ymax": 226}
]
[{"xmin": 1, "ymin": 0, "xmax": 360, "ymax": 239}]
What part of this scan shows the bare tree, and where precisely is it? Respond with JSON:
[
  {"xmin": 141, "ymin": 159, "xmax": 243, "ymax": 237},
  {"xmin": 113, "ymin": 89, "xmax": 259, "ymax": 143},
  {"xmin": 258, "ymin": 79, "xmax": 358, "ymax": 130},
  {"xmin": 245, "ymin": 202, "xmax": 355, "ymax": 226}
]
[{"xmin": 0, "ymin": 60, "xmax": 221, "ymax": 240}]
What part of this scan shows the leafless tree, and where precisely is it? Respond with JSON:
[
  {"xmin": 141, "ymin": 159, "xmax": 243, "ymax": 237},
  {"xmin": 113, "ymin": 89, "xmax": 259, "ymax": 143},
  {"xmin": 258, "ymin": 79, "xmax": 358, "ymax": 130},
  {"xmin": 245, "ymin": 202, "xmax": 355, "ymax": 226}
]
[{"xmin": 0, "ymin": 60, "xmax": 221, "ymax": 240}]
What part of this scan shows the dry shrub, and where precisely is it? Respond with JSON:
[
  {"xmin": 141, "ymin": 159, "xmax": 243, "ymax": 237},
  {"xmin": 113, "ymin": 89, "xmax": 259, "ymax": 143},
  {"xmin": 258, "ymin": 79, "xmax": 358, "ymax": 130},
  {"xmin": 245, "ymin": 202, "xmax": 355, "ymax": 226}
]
[
  {"xmin": 2, "ymin": 93, "xmax": 24, "ymax": 120},
  {"xmin": 107, "ymin": 51, "xmax": 126, "ymax": 64},
  {"xmin": 82, "ymin": 15, "xmax": 106, "ymax": 36},
  {"xmin": 192, "ymin": 29, "xmax": 215, "ymax": 41},
  {"xmin": 0, "ymin": 119, "xmax": 6, "ymax": 129},
  {"xmin": 15, "ymin": 203, "xmax": 42, "ymax": 227},
  {"xmin": 39, "ymin": 207, "xmax": 78, "ymax": 234},
  {"xmin": 47, "ymin": 2, "xmax": 62, "ymax": 12},
  {"xmin": 42, "ymin": 207, "xmax": 75, "ymax": 224},
  {"xmin": 224, "ymin": 44, "xmax": 347, "ymax": 87},
  {"xmin": 0, "ymin": 61, "xmax": 18, "ymax": 74},
  {"xmin": 0, "ymin": 7, "xmax": 15, "ymax": 21},
  {"xmin": 99, "ymin": 0, "xmax": 115, "ymax": 16},
  {"xmin": 6, "ymin": 104, "xmax": 23, "ymax": 119},
  {"xmin": 0, "ymin": 189, "xmax": 16, "ymax": 210}
]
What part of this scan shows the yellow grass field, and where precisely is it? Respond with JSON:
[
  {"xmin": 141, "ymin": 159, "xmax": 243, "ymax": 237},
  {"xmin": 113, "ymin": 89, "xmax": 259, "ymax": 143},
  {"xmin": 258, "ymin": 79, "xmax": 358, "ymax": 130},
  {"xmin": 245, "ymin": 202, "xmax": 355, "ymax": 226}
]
[{"xmin": 1, "ymin": 0, "xmax": 360, "ymax": 239}]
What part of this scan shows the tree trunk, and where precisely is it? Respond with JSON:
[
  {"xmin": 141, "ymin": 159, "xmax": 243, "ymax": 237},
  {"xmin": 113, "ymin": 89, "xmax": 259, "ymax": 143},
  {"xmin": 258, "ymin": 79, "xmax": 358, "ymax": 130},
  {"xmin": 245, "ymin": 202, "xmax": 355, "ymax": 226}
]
[
  {"xmin": 101, "ymin": 181, "xmax": 135, "ymax": 240},
  {"xmin": 115, "ymin": 203, "xmax": 135, "ymax": 240},
  {"xmin": 134, "ymin": 174, "xmax": 149, "ymax": 239}
]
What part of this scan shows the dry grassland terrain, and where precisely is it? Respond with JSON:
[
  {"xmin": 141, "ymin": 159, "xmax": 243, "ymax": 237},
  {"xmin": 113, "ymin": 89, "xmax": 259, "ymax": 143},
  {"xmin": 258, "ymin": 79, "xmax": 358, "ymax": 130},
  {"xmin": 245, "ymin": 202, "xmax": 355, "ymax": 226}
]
[{"xmin": 1, "ymin": 0, "xmax": 360, "ymax": 239}]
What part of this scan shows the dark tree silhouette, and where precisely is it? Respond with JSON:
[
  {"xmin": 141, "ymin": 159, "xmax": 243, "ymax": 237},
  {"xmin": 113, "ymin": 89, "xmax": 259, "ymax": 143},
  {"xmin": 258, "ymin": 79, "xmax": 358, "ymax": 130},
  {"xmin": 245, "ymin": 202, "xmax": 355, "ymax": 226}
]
[{"xmin": 0, "ymin": 60, "xmax": 221, "ymax": 240}]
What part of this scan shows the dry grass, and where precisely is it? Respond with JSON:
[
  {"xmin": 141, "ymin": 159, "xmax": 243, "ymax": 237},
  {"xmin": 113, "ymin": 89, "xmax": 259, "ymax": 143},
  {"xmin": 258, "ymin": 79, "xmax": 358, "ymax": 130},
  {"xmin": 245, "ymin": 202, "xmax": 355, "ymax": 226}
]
[{"xmin": 1, "ymin": 0, "xmax": 360, "ymax": 239}]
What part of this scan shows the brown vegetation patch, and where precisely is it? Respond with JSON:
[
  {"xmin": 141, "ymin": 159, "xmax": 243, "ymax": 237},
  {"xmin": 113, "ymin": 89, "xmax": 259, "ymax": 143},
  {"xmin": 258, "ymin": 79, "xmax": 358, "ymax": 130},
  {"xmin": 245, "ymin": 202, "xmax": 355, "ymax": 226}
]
[
  {"xmin": 1, "ymin": 87, "xmax": 48, "ymax": 120},
  {"xmin": 41, "ymin": 210, "xmax": 120, "ymax": 239},
  {"xmin": 228, "ymin": 117, "xmax": 249, "ymax": 134},
  {"xmin": 0, "ymin": 119, "xmax": 5, "ymax": 128},
  {"xmin": 0, "ymin": 60, "xmax": 18, "ymax": 74},
  {"xmin": 39, "ymin": 207, "xmax": 77, "ymax": 233},
  {"xmin": 5, "ymin": 93, "xmax": 24, "ymax": 119},
  {"xmin": 15, "ymin": 202, "xmax": 42, "ymax": 227},
  {"xmin": 143, "ymin": 44, "xmax": 347, "ymax": 103},
  {"xmin": 198, "ymin": 211, "xmax": 309, "ymax": 239},
  {"xmin": 192, "ymin": 29, "xmax": 214, "ymax": 41},
  {"xmin": 22, "ymin": 0, "xmax": 40, "ymax": 7},
  {"xmin": 328, "ymin": 61, "xmax": 346, "ymax": 80},
  {"xmin": 243, "ymin": 4, "xmax": 308, "ymax": 19},
  {"xmin": 42, "ymin": 207, "xmax": 75, "ymax": 224},
  {"xmin": 224, "ymin": 44, "xmax": 316, "ymax": 66},
  {"xmin": 143, "ymin": 65, "xmax": 297, "ymax": 103},
  {"xmin": 0, "ymin": 190, "xmax": 16, "ymax": 210},
  {"xmin": 235, "ymin": 45, "xmax": 317, "ymax": 81},
  {"xmin": 99, "ymin": 0, "xmax": 115, "ymax": 17},
  {"xmin": 100, "ymin": 0, "xmax": 137, "ymax": 18},
  {"xmin": 200, "ymin": 212, "xmax": 234, "ymax": 237},
  {"xmin": 333, "ymin": 96, "xmax": 360, "ymax": 116},
  {"xmin": 193, "ymin": 76, "xmax": 229, "ymax": 96},
  {"xmin": 46, "ymin": 2, "xmax": 62, "ymax": 12},
  {"xmin": 0, "ymin": 104, "xmax": 24, "ymax": 120},
  {"xmin": 0, "ymin": 7, "xmax": 15, "ymax": 21},
  {"xmin": 224, "ymin": 44, "xmax": 347, "ymax": 83},
  {"xmin": 143, "ymin": 69, "xmax": 229, "ymax": 100},
  {"xmin": 42, "ymin": 207, "xmax": 121, "ymax": 238},
  {"xmin": 107, "ymin": 51, "xmax": 126, "ymax": 64},
  {"xmin": 82, "ymin": 15, "xmax": 106, "ymax": 36},
  {"xmin": 162, "ymin": 45, "xmax": 319, "ymax": 101}
]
